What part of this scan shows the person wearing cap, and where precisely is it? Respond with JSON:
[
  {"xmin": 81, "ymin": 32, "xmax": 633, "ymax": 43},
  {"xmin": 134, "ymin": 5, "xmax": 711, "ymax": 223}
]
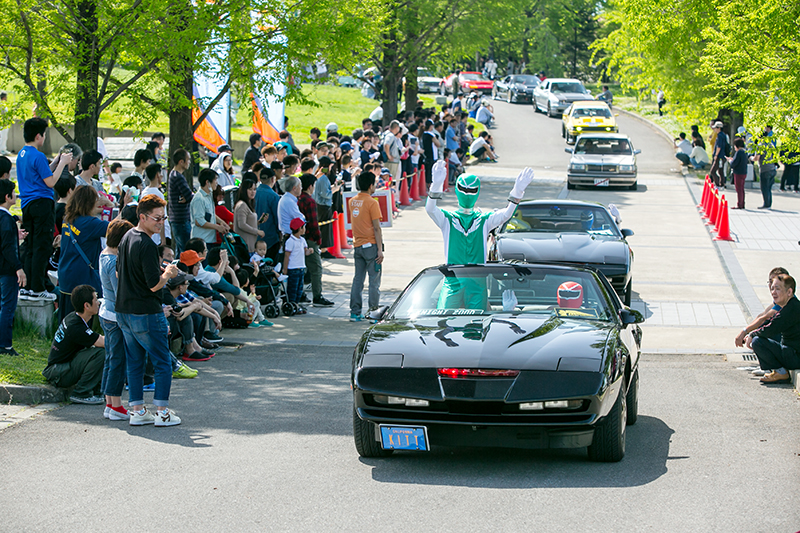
[
  {"xmin": 326, "ymin": 122, "xmax": 338, "ymax": 136},
  {"xmin": 710, "ymin": 121, "xmax": 729, "ymax": 187},
  {"xmin": 426, "ymin": 161, "xmax": 533, "ymax": 308},
  {"xmin": 282, "ymin": 217, "xmax": 311, "ymax": 312},
  {"xmin": 274, "ymin": 131, "xmax": 293, "ymax": 156},
  {"xmin": 163, "ymin": 271, "xmax": 219, "ymax": 363},
  {"xmin": 115, "ymin": 194, "xmax": 182, "ymax": 427},
  {"xmin": 208, "ymin": 143, "xmax": 232, "ymax": 170}
]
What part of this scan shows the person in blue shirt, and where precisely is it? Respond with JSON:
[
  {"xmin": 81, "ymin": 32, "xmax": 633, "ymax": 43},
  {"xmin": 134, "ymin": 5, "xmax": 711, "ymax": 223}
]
[
  {"xmin": 254, "ymin": 167, "xmax": 282, "ymax": 262},
  {"xmin": 17, "ymin": 118, "xmax": 72, "ymax": 301},
  {"xmin": 58, "ymin": 185, "xmax": 109, "ymax": 322},
  {"xmin": 445, "ymin": 118, "xmax": 460, "ymax": 151},
  {"xmin": 277, "ymin": 176, "xmax": 305, "ymax": 237}
]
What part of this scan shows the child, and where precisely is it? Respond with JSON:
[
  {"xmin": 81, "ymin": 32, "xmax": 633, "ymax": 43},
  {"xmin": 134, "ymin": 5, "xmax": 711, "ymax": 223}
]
[
  {"xmin": 282, "ymin": 218, "xmax": 312, "ymax": 314},
  {"xmin": 251, "ymin": 240, "xmax": 268, "ymax": 265},
  {"xmin": 0, "ymin": 179, "xmax": 25, "ymax": 355},
  {"xmin": 235, "ymin": 269, "xmax": 273, "ymax": 327},
  {"xmin": 108, "ymin": 162, "xmax": 123, "ymax": 197}
]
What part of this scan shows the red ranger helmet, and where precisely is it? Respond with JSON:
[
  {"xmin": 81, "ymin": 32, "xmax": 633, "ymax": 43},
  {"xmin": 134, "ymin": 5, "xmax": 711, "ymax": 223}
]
[{"xmin": 557, "ymin": 281, "xmax": 583, "ymax": 309}]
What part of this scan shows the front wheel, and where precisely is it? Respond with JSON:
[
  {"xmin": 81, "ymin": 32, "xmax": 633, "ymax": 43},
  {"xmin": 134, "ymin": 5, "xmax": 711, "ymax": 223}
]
[
  {"xmin": 353, "ymin": 406, "xmax": 393, "ymax": 457},
  {"xmin": 587, "ymin": 379, "xmax": 627, "ymax": 462},
  {"xmin": 567, "ymin": 181, "xmax": 576, "ymax": 190}
]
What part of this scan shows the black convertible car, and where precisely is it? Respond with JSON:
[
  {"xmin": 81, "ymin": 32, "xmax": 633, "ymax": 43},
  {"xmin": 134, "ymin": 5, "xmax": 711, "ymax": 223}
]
[
  {"xmin": 352, "ymin": 263, "xmax": 643, "ymax": 462},
  {"xmin": 488, "ymin": 200, "xmax": 635, "ymax": 305}
]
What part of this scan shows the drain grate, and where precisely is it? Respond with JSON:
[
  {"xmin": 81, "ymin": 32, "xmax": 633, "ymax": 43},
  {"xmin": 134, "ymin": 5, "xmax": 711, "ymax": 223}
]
[{"xmin": 742, "ymin": 353, "xmax": 757, "ymax": 362}]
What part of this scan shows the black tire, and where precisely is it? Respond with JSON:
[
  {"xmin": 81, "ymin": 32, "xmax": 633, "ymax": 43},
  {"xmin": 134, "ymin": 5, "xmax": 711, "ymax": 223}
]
[
  {"xmin": 566, "ymin": 133, "xmax": 574, "ymax": 144},
  {"xmin": 587, "ymin": 379, "xmax": 627, "ymax": 462},
  {"xmin": 626, "ymin": 368, "xmax": 639, "ymax": 425},
  {"xmin": 561, "ymin": 125, "xmax": 565, "ymax": 138},
  {"xmin": 567, "ymin": 181, "xmax": 576, "ymax": 190},
  {"xmin": 547, "ymin": 103, "xmax": 554, "ymax": 117},
  {"xmin": 533, "ymin": 99, "xmax": 541, "ymax": 113},
  {"xmin": 265, "ymin": 305, "xmax": 279, "ymax": 318},
  {"xmin": 353, "ymin": 406, "xmax": 393, "ymax": 457},
  {"xmin": 623, "ymin": 279, "xmax": 632, "ymax": 306},
  {"xmin": 629, "ymin": 181, "xmax": 638, "ymax": 191},
  {"xmin": 282, "ymin": 301, "xmax": 295, "ymax": 316}
]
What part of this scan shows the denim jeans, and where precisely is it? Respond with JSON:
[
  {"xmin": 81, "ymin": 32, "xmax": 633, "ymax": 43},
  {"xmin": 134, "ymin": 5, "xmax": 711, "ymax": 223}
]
[
  {"xmin": 689, "ymin": 158, "xmax": 708, "ymax": 170},
  {"xmin": 675, "ymin": 152, "xmax": 690, "ymax": 166},
  {"xmin": 350, "ymin": 245, "xmax": 381, "ymax": 315},
  {"xmin": 99, "ymin": 317, "xmax": 127, "ymax": 397},
  {"xmin": 171, "ymin": 220, "xmax": 193, "ymax": 256},
  {"xmin": 117, "ymin": 312, "xmax": 172, "ymax": 408},
  {"xmin": 0, "ymin": 274, "xmax": 19, "ymax": 348},
  {"xmin": 760, "ymin": 169, "xmax": 776, "ymax": 208},
  {"xmin": 287, "ymin": 268, "xmax": 306, "ymax": 303},
  {"xmin": 751, "ymin": 336, "xmax": 800, "ymax": 374}
]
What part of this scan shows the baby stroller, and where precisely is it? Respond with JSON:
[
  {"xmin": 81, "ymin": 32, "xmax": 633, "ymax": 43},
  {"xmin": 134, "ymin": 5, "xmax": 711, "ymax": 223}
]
[
  {"xmin": 253, "ymin": 259, "xmax": 301, "ymax": 317},
  {"xmin": 221, "ymin": 232, "xmax": 251, "ymax": 265}
]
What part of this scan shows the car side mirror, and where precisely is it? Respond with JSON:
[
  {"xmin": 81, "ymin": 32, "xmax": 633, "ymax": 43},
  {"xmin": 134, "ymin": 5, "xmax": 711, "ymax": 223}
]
[
  {"xmin": 367, "ymin": 305, "xmax": 389, "ymax": 321},
  {"xmin": 621, "ymin": 228, "xmax": 634, "ymax": 237},
  {"xmin": 633, "ymin": 149, "xmax": 641, "ymax": 155},
  {"xmin": 564, "ymin": 147, "xmax": 574, "ymax": 154},
  {"xmin": 620, "ymin": 308, "xmax": 644, "ymax": 325}
]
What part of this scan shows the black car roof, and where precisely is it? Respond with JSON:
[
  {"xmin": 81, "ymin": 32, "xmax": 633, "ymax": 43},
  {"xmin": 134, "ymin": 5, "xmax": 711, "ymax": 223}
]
[
  {"xmin": 423, "ymin": 262, "xmax": 605, "ymax": 276},
  {"xmin": 517, "ymin": 199, "xmax": 609, "ymax": 209}
]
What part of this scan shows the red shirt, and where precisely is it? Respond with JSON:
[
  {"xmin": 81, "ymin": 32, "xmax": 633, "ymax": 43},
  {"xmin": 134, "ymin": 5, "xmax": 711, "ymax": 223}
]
[
  {"xmin": 297, "ymin": 192, "xmax": 321, "ymax": 245},
  {"xmin": 215, "ymin": 204, "xmax": 234, "ymax": 244}
]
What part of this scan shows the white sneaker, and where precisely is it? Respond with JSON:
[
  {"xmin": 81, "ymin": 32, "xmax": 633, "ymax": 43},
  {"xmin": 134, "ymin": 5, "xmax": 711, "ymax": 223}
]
[
  {"xmin": 103, "ymin": 406, "xmax": 110, "ymax": 419},
  {"xmin": 18, "ymin": 289, "xmax": 33, "ymax": 301},
  {"xmin": 154, "ymin": 408, "xmax": 181, "ymax": 427},
  {"xmin": 108, "ymin": 407, "xmax": 130, "ymax": 421},
  {"xmin": 129, "ymin": 408, "xmax": 155, "ymax": 426},
  {"xmin": 752, "ymin": 369, "xmax": 767, "ymax": 376},
  {"xmin": 32, "ymin": 290, "xmax": 57, "ymax": 301}
]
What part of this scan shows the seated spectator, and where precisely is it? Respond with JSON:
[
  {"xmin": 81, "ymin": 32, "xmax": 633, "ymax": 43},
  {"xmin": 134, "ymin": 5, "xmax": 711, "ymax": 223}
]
[
  {"xmin": 737, "ymin": 267, "xmax": 788, "ymax": 377},
  {"xmin": 674, "ymin": 133, "xmax": 693, "ymax": 166},
  {"xmin": 42, "ymin": 284, "xmax": 105, "ymax": 404},
  {"xmin": 746, "ymin": 273, "xmax": 800, "ymax": 383},
  {"xmin": 235, "ymin": 269, "xmax": 272, "ymax": 327},
  {"xmin": 204, "ymin": 246, "xmax": 253, "ymax": 311},
  {"xmin": 469, "ymin": 131, "xmax": 497, "ymax": 162},
  {"xmin": 163, "ymin": 272, "xmax": 219, "ymax": 363},
  {"xmin": 177, "ymin": 248, "xmax": 228, "ymax": 344},
  {"xmin": 689, "ymin": 141, "xmax": 710, "ymax": 170}
]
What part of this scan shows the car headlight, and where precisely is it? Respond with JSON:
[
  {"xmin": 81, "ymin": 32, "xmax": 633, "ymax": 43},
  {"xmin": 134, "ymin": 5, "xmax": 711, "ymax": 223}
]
[
  {"xmin": 570, "ymin": 163, "xmax": 586, "ymax": 171},
  {"xmin": 576, "ymin": 126, "xmax": 583, "ymax": 132},
  {"xmin": 519, "ymin": 400, "xmax": 582, "ymax": 410},
  {"xmin": 618, "ymin": 164, "xmax": 634, "ymax": 172},
  {"xmin": 375, "ymin": 395, "xmax": 430, "ymax": 407},
  {"xmin": 605, "ymin": 127, "xmax": 612, "ymax": 131}
]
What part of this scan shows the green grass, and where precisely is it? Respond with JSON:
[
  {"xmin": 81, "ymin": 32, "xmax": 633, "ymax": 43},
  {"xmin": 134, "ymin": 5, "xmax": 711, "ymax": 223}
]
[
  {"xmin": 615, "ymin": 96, "xmax": 694, "ymax": 138},
  {"xmin": 0, "ymin": 319, "xmax": 53, "ymax": 386}
]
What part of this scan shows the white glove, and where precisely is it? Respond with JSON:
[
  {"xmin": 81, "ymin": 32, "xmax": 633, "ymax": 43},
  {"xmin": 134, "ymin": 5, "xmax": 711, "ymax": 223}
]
[
  {"xmin": 608, "ymin": 203, "xmax": 622, "ymax": 224},
  {"xmin": 430, "ymin": 160, "xmax": 448, "ymax": 194},
  {"xmin": 510, "ymin": 167, "xmax": 534, "ymax": 199},
  {"xmin": 502, "ymin": 290, "xmax": 518, "ymax": 312}
]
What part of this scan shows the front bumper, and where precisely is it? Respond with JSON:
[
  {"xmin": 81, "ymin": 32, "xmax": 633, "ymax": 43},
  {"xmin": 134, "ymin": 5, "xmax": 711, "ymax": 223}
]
[
  {"xmin": 569, "ymin": 126, "xmax": 618, "ymax": 135},
  {"xmin": 567, "ymin": 172, "xmax": 637, "ymax": 187}
]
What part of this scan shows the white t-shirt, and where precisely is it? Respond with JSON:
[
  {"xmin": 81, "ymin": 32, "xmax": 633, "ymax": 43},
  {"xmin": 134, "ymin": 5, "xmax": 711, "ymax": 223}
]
[
  {"xmin": 284, "ymin": 235, "xmax": 307, "ymax": 270},
  {"xmin": 470, "ymin": 137, "xmax": 488, "ymax": 155},
  {"xmin": 690, "ymin": 145, "xmax": 710, "ymax": 164},
  {"xmin": 369, "ymin": 106, "xmax": 383, "ymax": 122}
]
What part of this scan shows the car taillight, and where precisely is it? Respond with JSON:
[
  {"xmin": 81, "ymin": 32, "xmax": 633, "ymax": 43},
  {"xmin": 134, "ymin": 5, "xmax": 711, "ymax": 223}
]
[{"xmin": 438, "ymin": 368, "xmax": 520, "ymax": 378}]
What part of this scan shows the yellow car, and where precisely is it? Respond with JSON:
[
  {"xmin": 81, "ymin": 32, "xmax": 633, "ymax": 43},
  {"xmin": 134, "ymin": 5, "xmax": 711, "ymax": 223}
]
[{"xmin": 561, "ymin": 101, "xmax": 618, "ymax": 144}]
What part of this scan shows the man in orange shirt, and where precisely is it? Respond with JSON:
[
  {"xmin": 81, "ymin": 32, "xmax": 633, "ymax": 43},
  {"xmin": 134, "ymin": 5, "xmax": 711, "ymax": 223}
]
[{"xmin": 348, "ymin": 171, "xmax": 383, "ymax": 322}]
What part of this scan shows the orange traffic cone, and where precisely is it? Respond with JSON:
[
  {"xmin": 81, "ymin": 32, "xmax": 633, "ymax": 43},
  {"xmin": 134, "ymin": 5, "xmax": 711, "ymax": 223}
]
[
  {"xmin": 701, "ymin": 183, "xmax": 714, "ymax": 219},
  {"xmin": 705, "ymin": 191, "xmax": 719, "ymax": 226},
  {"xmin": 328, "ymin": 212, "xmax": 346, "ymax": 259},
  {"xmin": 418, "ymin": 166, "xmax": 428, "ymax": 197},
  {"xmin": 713, "ymin": 198, "xmax": 733, "ymax": 241},
  {"xmin": 399, "ymin": 172, "xmax": 411, "ymax": 206},
  {"xmin": 409, "ymin": 169, "xmax": 421, "ymax": 202},
  {"xmin": 712, "ymin": 193, "xmax": 724, "ymax": 229},
  {"xmin": 337, "ymin": 210, "xmax": 352, "ymax": 250},
  {"xmin": 697, "ymin": 177, "xmax": 709, "ymax": 209}
]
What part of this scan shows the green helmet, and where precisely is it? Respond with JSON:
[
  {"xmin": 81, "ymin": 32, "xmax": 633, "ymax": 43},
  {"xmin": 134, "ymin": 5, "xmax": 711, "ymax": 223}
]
[{"xmin": 455, "ymin": 174, "xmax": 481, "ymax": 209}]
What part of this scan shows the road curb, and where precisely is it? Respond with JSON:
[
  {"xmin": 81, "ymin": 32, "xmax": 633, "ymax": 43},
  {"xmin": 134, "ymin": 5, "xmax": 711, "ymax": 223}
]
[
  {"xmin": 0, "ymin": 383, "xmax": 68, "ymax": 405},
  {"xmin": 615, "ymin": 107, "xmax": 674, "ymax": 145}
]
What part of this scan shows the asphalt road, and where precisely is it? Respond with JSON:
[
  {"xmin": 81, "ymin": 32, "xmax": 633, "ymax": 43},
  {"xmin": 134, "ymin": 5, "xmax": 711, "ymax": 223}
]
[{"xmin": 2, "ymin": 101, "xmax": 800, "ymax": 532}]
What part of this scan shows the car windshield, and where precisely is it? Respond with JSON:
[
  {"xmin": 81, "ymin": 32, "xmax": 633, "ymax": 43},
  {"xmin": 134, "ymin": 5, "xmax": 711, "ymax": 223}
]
[
  {"xmin": 390, "ymin": 266, "xmax": 614, "ymax": 321},
  {"xmin": 551, "ymin": 82, "xmax": 586, "ymax": 94},
  {"xmin": 461, "ymin": 73, "xmax": 485, "ymax": 81},
  {"xmin": 502, "ymin": 204, "xmax": 621, "ymax": 237},
  {"xmin": 574, "ymin": 138, "xmax": 632, "ymax": 155},
  {"xmin": 572, "ymin": 107, "xmax": 613, "ymax": 118},
  {"xmin": 418, "ymin": 69, "xmax": 434, "ymax": 77},
  {"xmin": 513, "ymin": 75, "xmax": 539, "ymax": 85}
]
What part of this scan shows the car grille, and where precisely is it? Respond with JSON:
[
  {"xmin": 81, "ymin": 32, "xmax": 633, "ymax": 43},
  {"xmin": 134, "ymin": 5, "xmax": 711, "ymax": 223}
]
[
  {"xmin": 574, "ymin": 126, "xmax": 614, "ymax": 133},
  {"xmin": 587, "ymin": 164, "xmax": 618, "ymax": 173},
  {"xmin": 361, "ymin": 397, "xmax": 593, "ymax": 426}
]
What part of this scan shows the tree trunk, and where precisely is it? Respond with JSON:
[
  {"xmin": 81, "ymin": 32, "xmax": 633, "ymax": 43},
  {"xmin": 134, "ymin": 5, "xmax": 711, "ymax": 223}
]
[
  {"xmin": 403, "ymin": 62, "xmax": 418, "ymax": 114},
  {"xmin": 169, "ymin": 66, "xmax": 195, "ymax": 186},
  {"xmin": 73, "ymin": 0, "xmax": 100, "ymax": 151},
  {"xmin": 380, "ymin": 26, "xmax": 399, "ymax": 125}
]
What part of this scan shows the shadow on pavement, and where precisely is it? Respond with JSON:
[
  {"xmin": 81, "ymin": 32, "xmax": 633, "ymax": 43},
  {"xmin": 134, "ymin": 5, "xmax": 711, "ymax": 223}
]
[{"xmin": 362, "ymin": 415, "xmax": 674, "ymax": 489}]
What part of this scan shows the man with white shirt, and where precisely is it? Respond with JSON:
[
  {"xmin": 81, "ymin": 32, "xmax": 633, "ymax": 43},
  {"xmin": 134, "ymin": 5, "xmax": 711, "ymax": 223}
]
[
  {"xmin": 674, "ymin": 132, "xmax": 693, "ymax": 166},
  {"xmin": 469, "ymin": 131, "xmax": 497, "ymax": 162}
]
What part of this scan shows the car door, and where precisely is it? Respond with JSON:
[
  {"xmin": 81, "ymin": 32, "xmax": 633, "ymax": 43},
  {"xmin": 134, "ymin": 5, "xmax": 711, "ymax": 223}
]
[
  {"xmin": 498, "ymin": 76, "xmax": 508, "ymax": 97},
  {"xmin": 534, "ymin": 81, "xmax": 547, "ymax": 109}
]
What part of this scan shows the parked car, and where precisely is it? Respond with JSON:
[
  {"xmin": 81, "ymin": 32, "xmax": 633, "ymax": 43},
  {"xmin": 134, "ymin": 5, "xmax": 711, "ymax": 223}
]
[
  {"xmin": 565, "ymin": 133, "xmax": 640, "ymax": 191},
  {"xmin": 440, "ymin": 72, "xmax": 493, "ymax": 95},
  {"xmin": 561, "ymin": 101, "xmax": 618, "ymax": 144},
  {"xmin": 488, "ymin": 200, "xmax": 635, "ymax": 305},
  {"xmin": 352, "ymin": 262, "xmax": 643, "ymax": 462},
  {"xmin": 533, "ymin": 78, "xmax": 593, "ymax": 117},
  {"xmin": 403, "ymin": 67, "xmax": 443, "ymax": 94},
  {"xmin": 492, "ymin": 74, "xmax": 541, "ymax": 103}
]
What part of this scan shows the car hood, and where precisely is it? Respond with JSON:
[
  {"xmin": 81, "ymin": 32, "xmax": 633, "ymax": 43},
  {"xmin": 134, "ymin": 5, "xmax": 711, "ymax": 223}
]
[
  {"xmin": 418, "ymin": 76, "xmax": 441, "ymax": 83},
  {"xmin": 551, "ymin": 92, "xmax": 590, "ymax": 101},
  {"xmin": 497, "ymin": 232, "xmax": 629, "ymax": 265},
  {"xmin": 568, "ymin": 116, "xmax": 616, "ymax": 127},
  {"xmin": 570, "ymin": 154, "xmax": 635, "ymax": 165},
  {"xmin": 362, "ymin": 315, "xmax": 611, "ymax": 371},
  {"xmin": 464, "ymin": 80, "xmax": 492, "ymax": 86}
]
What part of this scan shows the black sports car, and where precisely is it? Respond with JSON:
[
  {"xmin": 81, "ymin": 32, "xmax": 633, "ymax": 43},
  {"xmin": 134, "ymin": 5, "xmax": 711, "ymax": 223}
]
[
  {"xmin": 488, "ymin": 200, "xmax": 635, "ymax": 305},
  {"xmin": 352, "ymin": 263, "xmax": 643, "ymax": 462},
  {"xmin": 492, "ymin": 74, "xmax": 541, "ymax": 103}
]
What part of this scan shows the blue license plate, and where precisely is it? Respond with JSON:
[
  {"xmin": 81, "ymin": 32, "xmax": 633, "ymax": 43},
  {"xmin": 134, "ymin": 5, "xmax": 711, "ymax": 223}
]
[{"xmin": 379, "ymin": 425, "xmax": 430, "ymax": 451}]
